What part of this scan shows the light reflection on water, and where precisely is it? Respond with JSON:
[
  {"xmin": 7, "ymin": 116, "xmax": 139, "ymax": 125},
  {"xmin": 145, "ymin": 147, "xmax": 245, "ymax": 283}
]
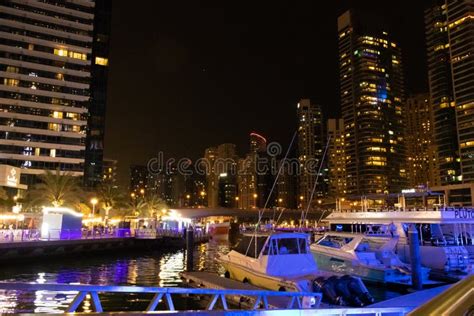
[
  {"xmin": 0, "ymin": 239, "xmax": 398, "ymax": 313},
  {"xmin": 0, "ymin": 240, "xmax": 229, "ymax": 313}
]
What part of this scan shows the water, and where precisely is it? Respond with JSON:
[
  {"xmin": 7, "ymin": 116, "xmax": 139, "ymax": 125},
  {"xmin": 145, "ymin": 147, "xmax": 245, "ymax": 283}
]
[{"xmin": 0, "ymin": 239, "xmax": 400, "ymax": 313}]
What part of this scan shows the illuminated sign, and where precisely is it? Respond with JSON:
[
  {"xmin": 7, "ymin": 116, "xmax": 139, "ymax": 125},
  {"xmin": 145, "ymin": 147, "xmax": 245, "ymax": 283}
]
[
  {"xmin": 0, "ymin": 165, "xmax": 21, "ymax": 188},
  {"xmin": 7, "ymin": 167, "xmax": 17, "ymax": 187},
  {"xmin": 401, "ymin": 189, "xmax": 416, "ymax": 194}
]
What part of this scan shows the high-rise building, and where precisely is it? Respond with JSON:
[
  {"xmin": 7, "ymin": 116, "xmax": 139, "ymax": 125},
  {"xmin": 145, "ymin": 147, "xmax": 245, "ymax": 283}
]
[
  {"xmin": 276, "ymin": 160, "xmax": 297, "ymax": 209},
  {"xmin": 327, "ymin": 118, "xmax": 347, "ymax": 198},
  {"xmin": 0, "ymin": 0, "xmax": 100, "ymax": 184},
  {"xmin": 216, "ymin": 143, "xmax": 237, "ymax": 207},
  {"xmin": 297, "ymin": 99, "xmax": 325, "ymax": 209},
  {"xmin": 237, "ymin": 154, "xmax": 257, "ymax": 209},
  {"xmin": 203, "ymin": 143, "xmax": 238, "ymax": 208},
  {"xmin": 338, "ymin": 9, "xmax": 406, "ymax": 195},
  {"xmin": 404, "ymin": 94, "xmax": 439, "ymax": 188},
  {"xmin": 203, "ymin": 146, "xmax": 218, "ymax": 207},
  {"xmin": 425, "ymin": 0, "xmax": 474, "ymax": 184},
  {"xmin": 84, "ymin": 0, "xmax": 112, "ymax": 187},
  {"xmin": 250, "ymin": 132, "xmax": 267, "ymax": 153},
  {"xmin": 102, "ymin": 158, "xmax": 117, "ymax": 185},
  {"xmin": 129, "ymin": 165, "xmax": 147, "ymax": 196}
]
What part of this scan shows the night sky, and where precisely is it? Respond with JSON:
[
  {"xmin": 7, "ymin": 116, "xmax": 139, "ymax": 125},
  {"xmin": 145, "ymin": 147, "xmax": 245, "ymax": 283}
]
[{"xmin": 104, "ymin": 1, "xmax": 429, "ymax": 185}]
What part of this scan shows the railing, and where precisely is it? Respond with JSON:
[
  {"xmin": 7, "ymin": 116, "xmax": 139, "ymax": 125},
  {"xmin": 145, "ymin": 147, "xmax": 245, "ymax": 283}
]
[
  {"xmin": 0, "ymin": 282, "xmax": 324, "ymax": 313},
  {"xmin": 0, "ymin": 228, "xmax": 132, "ymax": 243}
]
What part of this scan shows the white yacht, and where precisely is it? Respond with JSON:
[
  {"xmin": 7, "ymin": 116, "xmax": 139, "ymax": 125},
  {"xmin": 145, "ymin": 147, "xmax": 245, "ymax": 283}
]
[
  {"xmin": 217, "ymin": 232, "xmax": 374, "ymax": 307},
  {"xmin": 325, "ymin": 207, "xmax": 474, "ymax": 274},
  {"xmin": 311, "ymin": 232, "xmax": 430, "ymax": 284},
  {"xmin": 218, "ymin": 232, "xmax": 318, "ymax": 293}
]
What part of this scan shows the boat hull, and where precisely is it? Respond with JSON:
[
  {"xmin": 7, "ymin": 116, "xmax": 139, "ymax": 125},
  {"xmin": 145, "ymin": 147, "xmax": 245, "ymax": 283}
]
[{"xmin": 311, "ymin": 251, "xmax": 412, "ymax": 284}]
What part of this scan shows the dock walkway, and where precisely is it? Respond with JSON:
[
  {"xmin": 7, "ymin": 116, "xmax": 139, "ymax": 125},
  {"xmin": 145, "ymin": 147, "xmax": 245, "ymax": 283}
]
[{"xmin": 181, "ymin": 271, "xmax": 322, "ymax": 309}]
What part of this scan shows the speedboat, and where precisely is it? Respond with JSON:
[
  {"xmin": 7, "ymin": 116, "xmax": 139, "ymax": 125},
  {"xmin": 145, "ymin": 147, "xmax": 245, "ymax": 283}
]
[
  {"xmin": 311, "ymin": 232, "xmax": 430, "ymax": 284},
  {"xmin": 217, "ymin": 232, "xmax": 374, "ymax": 306},
  {"xmin": 325, "ymin": 209, "xmax": 474, "ymax": 274}
]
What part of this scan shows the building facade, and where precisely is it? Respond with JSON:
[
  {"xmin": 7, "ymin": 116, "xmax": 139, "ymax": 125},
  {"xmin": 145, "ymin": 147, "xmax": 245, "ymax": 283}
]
[
  {"xmin": 327, "ymin": 118, "xmax": 347, "ymax": 199},
  {"xmin": 425, "ymin": 0, "xmax": 474, "ymax": 185},
  {"xmin": 338, "ymin": 9, "xmax": 406, "ymax": 195},
  {"xmin": 129, "ymin": 164, "xmax": 147, "ymax": 197},
  {"xmin": 102, "ymin": 158, "xmax": 117, "ymax": 185},
  {"xmin": 404, "ymin": 94, "xmax": 439, "ymax": 188},
  {"xmin": 84, "ymin": 0, "xmax": 112, "ymax": 187},
  {"xmin": 0, "ymin": 0, "xmax": 99, "ymax": 184},
  {"xmin": 297, "ymin": 99, "xmax": 325, "ymax": 209}
]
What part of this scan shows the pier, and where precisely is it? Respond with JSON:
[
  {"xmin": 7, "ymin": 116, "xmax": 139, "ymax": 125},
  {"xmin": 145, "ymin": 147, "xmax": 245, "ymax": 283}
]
[{"xmin": 0, "ymin": 228, "xmax": 209, "ymax": 262}]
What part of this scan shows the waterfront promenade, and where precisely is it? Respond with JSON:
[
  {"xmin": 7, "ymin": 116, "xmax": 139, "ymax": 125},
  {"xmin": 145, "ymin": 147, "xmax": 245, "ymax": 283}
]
[{"xmin": 0, "ymin": 228, "xmax": 209, "ymax": 262}]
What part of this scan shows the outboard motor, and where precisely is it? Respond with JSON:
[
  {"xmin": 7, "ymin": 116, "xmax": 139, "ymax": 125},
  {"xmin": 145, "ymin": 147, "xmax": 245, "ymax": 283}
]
[
  {"xmin": 334, "ymin": 276, "xmax": 363, "ymax": 307},
  {"xmin": 313, "ymin": 277, "xmax": 346, "ymax": 306},
  {"xmin": 340, "ymin": 275, "xmax": 375, "ymax": 306}
]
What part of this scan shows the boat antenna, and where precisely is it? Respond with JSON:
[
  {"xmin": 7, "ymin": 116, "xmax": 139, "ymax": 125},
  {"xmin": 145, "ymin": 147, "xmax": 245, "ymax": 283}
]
[
  {"xmin": 244, "ymin": 129, "xmax": 298, "ymax": 257},
  {"xmin": 299, "ymin": 135, "xmax": 331, "ymax": 231}
]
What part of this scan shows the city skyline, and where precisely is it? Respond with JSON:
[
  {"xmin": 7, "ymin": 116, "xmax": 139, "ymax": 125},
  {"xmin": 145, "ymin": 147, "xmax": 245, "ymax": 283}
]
[{"xmin": 105, "ymin": 0, "xmax": 428, "ymax": 185}]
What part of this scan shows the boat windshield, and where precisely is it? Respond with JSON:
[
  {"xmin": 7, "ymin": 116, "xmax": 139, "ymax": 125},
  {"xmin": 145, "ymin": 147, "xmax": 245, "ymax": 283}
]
[
  {"xmin": 262, "ymin": 237, "xmax": 307, "ymax": 255},
  {"xmin": 233, "ymin": 236, "xmax": 268, "ymax": 258},
  {"xmin": 317, "ymin": 235, "xmax": 353, "ymax": 249}
]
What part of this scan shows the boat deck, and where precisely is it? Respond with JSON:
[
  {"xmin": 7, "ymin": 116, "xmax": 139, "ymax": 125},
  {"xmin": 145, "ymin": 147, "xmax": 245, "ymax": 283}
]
[{"xmin": 180, "ymin": 271, "xmax": 324, "ymax": 309}]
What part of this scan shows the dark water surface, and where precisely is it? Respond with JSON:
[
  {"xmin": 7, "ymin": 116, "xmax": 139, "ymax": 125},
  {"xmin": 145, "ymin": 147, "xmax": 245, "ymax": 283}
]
[{"xmin": 0, "ymin": 240, "xmax": 400, "ymax": 313}]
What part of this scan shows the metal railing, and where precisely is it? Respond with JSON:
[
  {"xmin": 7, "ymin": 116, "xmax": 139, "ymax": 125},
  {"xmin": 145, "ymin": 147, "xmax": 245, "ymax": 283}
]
[
  {"xmin": 0, "ymin": 228, "xmax": 132, "ymax": 243},
  {"xmin": 0, "ymin": 282, "xmax": 324, "ymax": 313}
]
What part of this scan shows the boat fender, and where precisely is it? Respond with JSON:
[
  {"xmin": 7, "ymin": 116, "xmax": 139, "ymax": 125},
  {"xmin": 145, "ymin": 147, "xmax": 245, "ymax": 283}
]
[
  {"xmin": 334, "ymin": 276, "xmax": 363, "ymax": 307},
  {"xmin": 341, "ymin": 275, "xmax": 374, "ymax": 305}
]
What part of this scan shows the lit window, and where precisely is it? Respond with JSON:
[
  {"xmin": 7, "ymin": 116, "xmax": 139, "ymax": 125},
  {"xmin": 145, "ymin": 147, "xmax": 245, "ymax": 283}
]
[
  {"xmin": 95, "ymin": 57, "xmax": 109, "ymax": 66},
  {"xmin": 54, "ymin": 48, "xmax": 68, "ymax": 57},
  {"xmin": 35, "ymin": 148, "xmax": 40, "ymax": 156},
  {"xmin": 50, "ymin": 149, "xmax": 56, "ymax": 158},
  {"xmin": 53, "ymin": 111, "xmax": 63, "ymax": 119},
  {"xmin": 3, "ymin": 78, "xmax": 19, "ymax": 86}
]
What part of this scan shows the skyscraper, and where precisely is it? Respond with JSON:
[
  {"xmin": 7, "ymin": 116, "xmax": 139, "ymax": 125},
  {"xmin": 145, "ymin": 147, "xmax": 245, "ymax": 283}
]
[
  {"xmin": 129, "ymin": 164, "xmax": 147, "ymax": 196},
  {"xmin": 0, "ymin": 0, "xmax": 99, "ymax": 184},
  {"xmin": 425, "ymin": 0, "xmax": 474, "ymax": 184},
  {"xmin": 338, "ymin": 9, "xmax": 406, "ymax": 195},
  {"xmin": 102, "ymin": 158, "xmax": 117, "ymax": 185},
  {"xmin": 297, "ymin": 99, "xmax": 325, "ymax": 209},
  {"xmin": 327, "ymin": 118, "xmax": 347, "ymax": 199},
  {"xmin": 84, "ymin": 0, "xmax": 112, "ymax": 187},
  {"xmin": 404, "ymin": 94, "xmax": 439, "ymax": 188},
  {"xmin": 203, "ymin": 146, "xmax": 218, "ymax": 207},
  {"xmin": 250, "ymin": 132, "xmax": 267, "ymax": 153}
]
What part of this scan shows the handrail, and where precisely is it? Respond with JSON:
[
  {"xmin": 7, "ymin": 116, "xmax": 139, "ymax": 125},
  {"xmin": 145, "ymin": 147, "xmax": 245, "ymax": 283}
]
[{"xmin": 0, "ymin": 282, "xmax": 321, "ymax": 312}]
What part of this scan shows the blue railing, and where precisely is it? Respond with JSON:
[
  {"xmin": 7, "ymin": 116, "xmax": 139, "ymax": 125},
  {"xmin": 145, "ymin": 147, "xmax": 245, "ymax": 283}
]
[{"xmin": 0, "ymin": 282, "xmax": 322, "ymax": 312}]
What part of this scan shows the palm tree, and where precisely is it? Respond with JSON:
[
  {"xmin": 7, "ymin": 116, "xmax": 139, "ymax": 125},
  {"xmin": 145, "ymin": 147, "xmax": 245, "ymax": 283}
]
[
  {"xmin": 143, "ymin": 194, "xmax": 167, "ymax": 219},
  {"xmin": 30, "ymin": 169, "xmax": 83, "ymax": 208},
  {"xmin": 97, "ymin": 183, "xmax": 124, "ymax": 224},
  {"xmin": 126, "ymin": 196, "xmax": 147, "ymax": 217}
]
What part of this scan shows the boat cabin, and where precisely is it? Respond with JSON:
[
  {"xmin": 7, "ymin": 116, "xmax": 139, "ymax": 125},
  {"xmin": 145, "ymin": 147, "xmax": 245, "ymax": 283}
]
[{"xmin": 231, "ymin": 232, "xmax": 317, "ymax": 276}]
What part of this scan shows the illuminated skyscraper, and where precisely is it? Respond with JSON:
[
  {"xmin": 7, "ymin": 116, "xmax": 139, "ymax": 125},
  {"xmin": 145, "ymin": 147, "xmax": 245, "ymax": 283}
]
[
  {"xmin": 0, "ymin": 0, "xmax": 110, "ymax": 184},
  {"xmin": 84, "ymin": 0, "xmax": 112, "ymax": 187},
  {"xmin": 102, "ymin": 158, "xmax": 117, "ymax": 185},
  {"xmin": 404, "ymin": 94, "xmax": 439, "ymax": 188},
  {"xmin": 425, "ymin": 0, "xmax": 474, "ymax": 184},
  {"xmin": 296, "ymin": 99, "xmax": 325, "ymax": 209},
  {"xmin": 250, "ymin": 132, "xmax": 267, "ymax": 153},
  {"xmin": 129, "ymin": 164, "xmax": 147, "ymax": 196},
  {"xmin": 203, "ymin": 146, "xmax": 218, "ymax": 207},
  {"xmin": 327, "ymin": 118, "xmax": 347, "ymax": 198},
  {"xmin": 338, "ymin": 9, "xmax": 406, "ymax": 195}
]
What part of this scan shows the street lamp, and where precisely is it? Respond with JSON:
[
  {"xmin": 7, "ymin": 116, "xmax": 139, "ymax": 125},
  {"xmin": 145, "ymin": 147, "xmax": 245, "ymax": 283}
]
[{"xmin": 90, "ymin": 198, "xmax": 98, "ymax": 217}]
